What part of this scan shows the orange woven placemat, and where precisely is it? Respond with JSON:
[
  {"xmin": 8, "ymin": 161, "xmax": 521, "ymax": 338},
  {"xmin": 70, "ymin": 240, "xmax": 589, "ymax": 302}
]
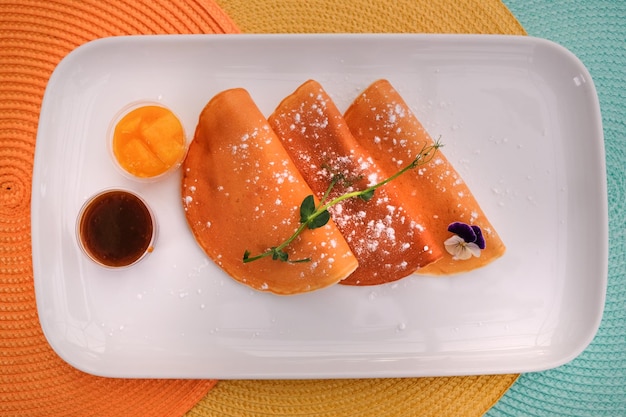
[{"xmin": 0, "ymin": 2, "xmax": 238, "ymax": 416}]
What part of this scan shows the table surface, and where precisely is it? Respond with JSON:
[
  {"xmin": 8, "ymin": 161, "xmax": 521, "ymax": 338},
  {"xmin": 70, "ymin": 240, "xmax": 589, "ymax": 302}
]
[{"xmin": 0, "ymin": 0, "xmax": 624, "ymax": 416}]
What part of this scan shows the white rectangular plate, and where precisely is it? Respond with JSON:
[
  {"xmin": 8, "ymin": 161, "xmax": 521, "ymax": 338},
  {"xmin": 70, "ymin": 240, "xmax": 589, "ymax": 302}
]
[{"xmin": 32, "ymin": 34, "xmax": 607, "ymax": 379}]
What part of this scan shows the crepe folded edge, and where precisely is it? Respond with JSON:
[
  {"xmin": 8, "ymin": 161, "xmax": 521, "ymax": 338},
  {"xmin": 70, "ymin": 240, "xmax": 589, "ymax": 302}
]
[
  {"xmin": 343, "ymin": 79, "xmax": 506, "ymax": 275},
  {"xmin": 182, "ymin": 88, "xmax": 358, "ymax": 295},
  {"xmin": 268, "ymin": 79, "xmax": 443, "ymax": 285}
]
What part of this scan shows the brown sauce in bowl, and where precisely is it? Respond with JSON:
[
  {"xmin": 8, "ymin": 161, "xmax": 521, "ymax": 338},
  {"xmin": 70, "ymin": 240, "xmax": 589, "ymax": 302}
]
[{"xmin": 78, "ymin": 190, "xmax": 155, "ymax": 267}]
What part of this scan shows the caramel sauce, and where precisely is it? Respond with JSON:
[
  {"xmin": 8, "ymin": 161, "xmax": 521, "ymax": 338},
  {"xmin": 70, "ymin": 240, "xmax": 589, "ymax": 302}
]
[{"xmin": 78, "ymin": 190, "xmax": 154, "ymax": 267}]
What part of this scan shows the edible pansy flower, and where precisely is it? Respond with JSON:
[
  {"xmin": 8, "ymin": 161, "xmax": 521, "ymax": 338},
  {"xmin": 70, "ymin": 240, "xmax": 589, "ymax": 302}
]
[{"xmin": 444, "ymin": 222, "xmax": 486, "ymax": 260}]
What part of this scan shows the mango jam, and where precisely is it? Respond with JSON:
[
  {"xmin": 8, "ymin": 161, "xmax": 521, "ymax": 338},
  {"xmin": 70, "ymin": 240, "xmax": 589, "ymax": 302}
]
[{"xmin": 112, "ymin": 105, "xmax": 186, "ymax": 179}]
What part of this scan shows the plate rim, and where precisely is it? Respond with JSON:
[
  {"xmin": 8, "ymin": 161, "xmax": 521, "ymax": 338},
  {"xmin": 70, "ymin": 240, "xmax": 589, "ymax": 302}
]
[{"xmin": 32, "ymin": 33, "xmax": 608, "ymax": 379}]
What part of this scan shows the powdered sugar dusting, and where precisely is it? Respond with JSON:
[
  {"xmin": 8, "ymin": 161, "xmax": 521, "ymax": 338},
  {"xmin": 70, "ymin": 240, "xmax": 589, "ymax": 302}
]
[{"xmin": 264, "ymin": 81, "xmax": 445, "ymax": 283}]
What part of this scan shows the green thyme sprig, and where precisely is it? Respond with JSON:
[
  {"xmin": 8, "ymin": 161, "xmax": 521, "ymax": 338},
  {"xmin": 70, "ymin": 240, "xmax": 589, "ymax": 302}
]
[{"xmin": 242, "ymin": 139, "xmax": 442, "ymax": 264}]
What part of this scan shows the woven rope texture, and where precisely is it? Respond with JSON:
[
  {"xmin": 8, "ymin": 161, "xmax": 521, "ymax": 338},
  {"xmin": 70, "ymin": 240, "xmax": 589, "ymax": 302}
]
[{"xmin": 0, "ymin": 1, "xmax": 238, "ymax": 416}]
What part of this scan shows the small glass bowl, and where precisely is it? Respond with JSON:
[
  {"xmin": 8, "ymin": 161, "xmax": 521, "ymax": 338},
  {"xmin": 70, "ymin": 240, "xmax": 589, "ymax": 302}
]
[
  {"xmin": 76, "ymin": 189, "xmax": 157, "ymax": 268},
  {"xmin": 107, "ymin": 101, "xmax": 188, "ymax": 182}
]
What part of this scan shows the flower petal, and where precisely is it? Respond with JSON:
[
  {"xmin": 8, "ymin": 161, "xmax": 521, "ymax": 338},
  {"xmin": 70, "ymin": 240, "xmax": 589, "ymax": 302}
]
[
  {"xmin": 455, "ymin": 245, "xmax": 473, "ymax": 260},
  {"xmin": 444, "ymin": 235, "xmax": 464, "ymax": 246},
  {"xmin": 471, "ymin": 225, "xmax": 486, "ymax": 249},
  {"xmin": 448, "ymin": 222, "xmax": 476, "ymax": 243},
  {"xmin": 444, "ymin": 235, "xmax": 465, "ymax": 258},
  {"xmin": 466, "ymin": 242, "xmax": 482, "ymax": 258}
]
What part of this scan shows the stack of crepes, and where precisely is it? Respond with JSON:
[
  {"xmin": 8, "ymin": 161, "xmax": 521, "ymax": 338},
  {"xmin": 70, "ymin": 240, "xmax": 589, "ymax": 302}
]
[{"xmin": 182, "ymin": 79, "xmax": 505, "ymax": 294}]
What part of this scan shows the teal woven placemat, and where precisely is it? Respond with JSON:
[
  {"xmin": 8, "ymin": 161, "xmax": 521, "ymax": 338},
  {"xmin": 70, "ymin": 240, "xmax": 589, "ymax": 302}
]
[{"xmin": 489, "ymin": 1, "xmax": 626, "ymax": 416}]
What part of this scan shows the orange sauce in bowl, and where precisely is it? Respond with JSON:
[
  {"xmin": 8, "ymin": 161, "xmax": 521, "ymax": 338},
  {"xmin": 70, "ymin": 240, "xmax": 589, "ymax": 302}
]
[{"xmin": 112, "ymin": 105, "xmax": 186, "ymax": 179}]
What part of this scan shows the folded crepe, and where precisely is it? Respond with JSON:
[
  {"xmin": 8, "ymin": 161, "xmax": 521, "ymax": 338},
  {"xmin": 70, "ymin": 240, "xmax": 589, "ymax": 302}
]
[
  {"xmin": 343, "ymin": 79, "xmax": 506, "ymax": 275},
  {"xmin": 182, "ymin": 88, "xmax": 358, "ymax": 295},
  {"xmin": 268, "ymin": 80, "xmax": 443, "ymax": 285}
]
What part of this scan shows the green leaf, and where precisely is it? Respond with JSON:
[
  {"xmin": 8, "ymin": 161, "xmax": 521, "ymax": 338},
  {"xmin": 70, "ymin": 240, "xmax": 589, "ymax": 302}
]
[
  {"xmin": 271, "ymin": 248, "xmax": 289, "ymax": 262},
  {"xmin": 299, "ymin": 195, "xmax": 315, "ymax": 223},
  {"xmin": 243, "ymin": 250, "xmax": 251, "ymax": 261},
  {"xmin": 359, "ymin": 189, "xmax": 375, "ymax": 201},
  {"xmin": 308, "ymin": 209, "xmax": 330, "ymax": 229}
]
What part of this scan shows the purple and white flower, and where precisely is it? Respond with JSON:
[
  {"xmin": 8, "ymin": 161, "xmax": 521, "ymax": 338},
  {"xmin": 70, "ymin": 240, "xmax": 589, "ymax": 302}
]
[{"xmin": 444, "ymin": 222, "xmax": 486, "ymax": 260}]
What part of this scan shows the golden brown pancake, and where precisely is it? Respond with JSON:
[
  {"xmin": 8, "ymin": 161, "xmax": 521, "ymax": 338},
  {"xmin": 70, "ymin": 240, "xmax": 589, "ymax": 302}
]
[
  {"xmin": 344, "ymin": 79, "xmax": 506, "ymax": 275},
  {"xmin": 268, "ymin": 80, "xmax": 443, "ymax": 285},
  {"xmin": 182, "ymin": 88, "xmax": 358, "ymax": 294}
]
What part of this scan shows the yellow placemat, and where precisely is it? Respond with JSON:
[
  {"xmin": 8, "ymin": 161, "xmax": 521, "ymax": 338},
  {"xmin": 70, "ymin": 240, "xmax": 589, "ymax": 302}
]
[
  {"xmin": 0, "ymin": 2, "xmax": 238, "ymax": 416},
  {"xmin": 186, "ymin": 0, "xmax": 525, "ymax": 416},
  {"xmin": 215, "ymin": 0, "xmax": 525, "ymax": 34},
  {"xmin": 188, "ymin": 377, "xmax": 519, "ymax": 417}
]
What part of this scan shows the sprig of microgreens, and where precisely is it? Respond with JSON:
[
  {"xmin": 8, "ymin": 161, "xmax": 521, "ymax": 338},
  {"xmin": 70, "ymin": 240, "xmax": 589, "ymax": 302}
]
[{"xmin": 242, "ymin": 139, "xmax": 442, "ymax": 264}]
